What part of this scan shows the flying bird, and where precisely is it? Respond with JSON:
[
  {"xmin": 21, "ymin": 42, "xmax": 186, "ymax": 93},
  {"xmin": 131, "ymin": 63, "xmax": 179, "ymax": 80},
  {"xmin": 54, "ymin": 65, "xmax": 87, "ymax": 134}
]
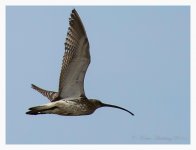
[{"xmin": 26, "ymin": 9, "xmax": 134, "ymax": 116}]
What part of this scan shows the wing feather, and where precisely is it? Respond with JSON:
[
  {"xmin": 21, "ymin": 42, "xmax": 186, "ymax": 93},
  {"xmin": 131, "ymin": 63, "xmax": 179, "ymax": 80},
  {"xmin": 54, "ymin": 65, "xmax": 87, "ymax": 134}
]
[{"xmin": 58, "ymin": 9, "xmax": 90, "ymax": 99}]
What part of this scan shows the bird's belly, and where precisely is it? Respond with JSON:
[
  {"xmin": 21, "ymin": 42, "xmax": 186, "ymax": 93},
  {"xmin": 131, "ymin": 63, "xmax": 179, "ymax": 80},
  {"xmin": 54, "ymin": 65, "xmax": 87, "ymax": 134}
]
[{"xmin": 53, "ymin": 100, "xmax": 94, "ymax": 116}]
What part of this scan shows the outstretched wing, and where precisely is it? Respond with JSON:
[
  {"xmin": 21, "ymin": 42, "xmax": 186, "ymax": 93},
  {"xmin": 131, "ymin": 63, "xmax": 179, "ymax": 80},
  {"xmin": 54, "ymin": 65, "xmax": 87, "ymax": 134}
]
[
  {"xmin": 58, "ymin": 9, "xmax": 90, "ymax": 99},
  {"xmin": 31, "ymin": 84, "xmax": 59, "ymax": 102}
]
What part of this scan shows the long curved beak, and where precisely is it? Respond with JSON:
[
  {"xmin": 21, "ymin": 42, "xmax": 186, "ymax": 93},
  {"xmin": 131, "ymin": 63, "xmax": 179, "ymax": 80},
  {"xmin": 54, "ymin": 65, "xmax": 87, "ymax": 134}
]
[{"xmin": 101, "ymin": 103, "xmax": 134, "ymax": 116}]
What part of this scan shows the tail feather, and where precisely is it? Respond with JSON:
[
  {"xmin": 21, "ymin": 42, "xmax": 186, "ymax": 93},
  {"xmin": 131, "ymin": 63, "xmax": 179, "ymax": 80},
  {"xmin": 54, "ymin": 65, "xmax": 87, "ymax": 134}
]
[
  {"xmin": 31, "ymin": 84, "xmax": 59, "ymax": 102},
  {"xmin": 26, "ymin": 105, "xmax": 58, "ymax": 115},
  {"xmin": 29, "ymin": 106, "xmax": 47, "ymax": 111},
  {"xmin": 26, "ymin": 110, "xmax": 40, "ymax": 115}
]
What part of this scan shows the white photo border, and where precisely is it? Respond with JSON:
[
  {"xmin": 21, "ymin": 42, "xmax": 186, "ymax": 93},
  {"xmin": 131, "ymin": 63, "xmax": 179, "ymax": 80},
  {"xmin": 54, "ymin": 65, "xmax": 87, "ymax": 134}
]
[{"xmin": 0, "ymin": 0, "xmax": 194, "ymax": 150}]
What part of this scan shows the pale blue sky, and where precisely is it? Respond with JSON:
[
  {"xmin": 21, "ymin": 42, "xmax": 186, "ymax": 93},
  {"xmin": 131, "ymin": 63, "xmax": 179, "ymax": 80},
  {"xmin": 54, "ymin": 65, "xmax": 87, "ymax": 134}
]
[{"xmin": 6, "ymin": 6, "xmax": 190, "ymax": 144}]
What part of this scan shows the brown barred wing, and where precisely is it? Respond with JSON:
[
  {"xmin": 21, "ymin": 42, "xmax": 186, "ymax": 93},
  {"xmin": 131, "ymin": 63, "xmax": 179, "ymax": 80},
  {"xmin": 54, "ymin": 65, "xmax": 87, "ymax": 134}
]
[
  {"xmin": 58, "ymin": 9, "xmax": 90, "ymax": 99},
  {"xmin": 31, "ymin": 84, "xmax": 59, "ymax": 102}
]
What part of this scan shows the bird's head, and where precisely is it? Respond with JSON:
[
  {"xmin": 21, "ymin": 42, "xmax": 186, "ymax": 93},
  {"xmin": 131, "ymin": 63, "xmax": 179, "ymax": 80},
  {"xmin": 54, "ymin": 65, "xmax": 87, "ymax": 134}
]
[
  {"xmin": 90, "ymin": 99, "xmax": 104, "ymax": 108},
  {"xmin": 90, "ymin": 99, "xmax": 134, "ymax": 116}
]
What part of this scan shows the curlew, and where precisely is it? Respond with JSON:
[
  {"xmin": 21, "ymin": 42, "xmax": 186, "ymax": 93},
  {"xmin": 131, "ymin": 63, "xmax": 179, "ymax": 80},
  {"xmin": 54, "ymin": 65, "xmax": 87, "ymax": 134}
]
[{"xmin": 26, "ymin": 9, "xmax": 134, "ymax": 116}]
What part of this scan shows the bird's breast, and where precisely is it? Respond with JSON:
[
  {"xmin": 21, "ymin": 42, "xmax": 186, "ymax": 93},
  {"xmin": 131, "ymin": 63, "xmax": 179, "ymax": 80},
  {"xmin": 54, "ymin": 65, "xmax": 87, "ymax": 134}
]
[{"xmin": 53, "ymin": 99, "xmax": 95, "ymax": 116}]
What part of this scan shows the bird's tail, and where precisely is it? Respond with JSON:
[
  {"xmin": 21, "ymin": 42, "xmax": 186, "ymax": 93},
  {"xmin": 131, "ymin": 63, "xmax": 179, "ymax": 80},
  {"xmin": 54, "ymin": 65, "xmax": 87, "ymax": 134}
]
[
  {"xmin": 26, "ymin": 104, "xmax": 58, "ymax": 115},
  {"xmin": 31, "ymin": 84, "xmax": 59, "ymax": 102}
]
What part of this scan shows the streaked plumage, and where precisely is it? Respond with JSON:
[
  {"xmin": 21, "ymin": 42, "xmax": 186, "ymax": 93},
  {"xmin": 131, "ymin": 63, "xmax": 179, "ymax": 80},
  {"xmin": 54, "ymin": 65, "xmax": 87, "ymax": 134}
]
[
  {"xmin": 31, "ymin": 84, "xmax": 58, "ymax": 102},
  {"xmin": 26, "ymin": 9, "xmax": 134, "ymax": 116}
]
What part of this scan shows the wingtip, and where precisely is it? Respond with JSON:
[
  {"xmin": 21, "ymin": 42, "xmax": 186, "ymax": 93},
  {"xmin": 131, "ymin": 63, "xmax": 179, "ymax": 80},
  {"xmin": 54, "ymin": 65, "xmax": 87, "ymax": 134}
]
[
  {"xmin": 31, "ymin": 84, "xmax": 37, "ymax": 89},
  {"xmin": 72, "ymin": 8, "xmax": 77, "ymax": 13},
  {"xmin": 71, "ymin": 8, "xmax": 80, "ymax": 17}
]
